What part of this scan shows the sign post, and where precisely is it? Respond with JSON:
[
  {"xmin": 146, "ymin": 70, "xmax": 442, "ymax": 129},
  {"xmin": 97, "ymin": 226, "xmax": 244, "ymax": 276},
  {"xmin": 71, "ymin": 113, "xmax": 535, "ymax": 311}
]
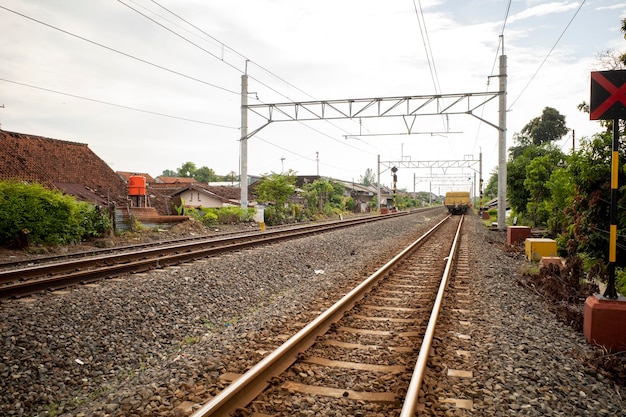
[
  {"xmin": 590, "ymin": 70, "xmax": 626, "ymax": 299},
  {"xmin": 584, "ymin": 70, "xmax": 626, "ymax": 352}
]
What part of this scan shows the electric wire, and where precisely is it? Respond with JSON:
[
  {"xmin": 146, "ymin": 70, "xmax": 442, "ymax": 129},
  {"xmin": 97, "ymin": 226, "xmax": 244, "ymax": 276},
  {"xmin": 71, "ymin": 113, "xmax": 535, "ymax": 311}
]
[
  {"xmin": 2, "ymin": 3, "xmax": 371, "ymax": 164},
  {"xmin": 411, "ymin": 0, "xmax": 442, "ymax": 97},
  {"xmin": 471, "ymin": 0, "xmax": 512, "ymax": 162},
  {"xmin": 124, "ymin": 0, "xmax": 380, "ymax": 158},
  {"xmin": 0, "ymin": 5, "xmax": 239, "ymax": 96},
  {"xmin": 0, "ymin": 78, "xmax": 238, "ymax": 129},
  {"xmin": 508, "ymin": 0, "xmax": 587, "ymax": 111},
  {"xmin": 143, "ymin": 0, "xmax": 362, "ymax": 141},
  {"xmin": 254, "ymin": 136, "xmax": 355, "ymax": 175}
]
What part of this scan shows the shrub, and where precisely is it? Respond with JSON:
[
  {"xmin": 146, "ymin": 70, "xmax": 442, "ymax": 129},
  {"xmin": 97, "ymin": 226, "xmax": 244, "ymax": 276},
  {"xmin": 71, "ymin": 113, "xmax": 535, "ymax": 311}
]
[
  {"xmin": 203, "ymin": 209, "xmax": 219, "ymax": 225},
  {"xmin": 616, "ymin": 268, "xmax": 626, "ymax": 296},
  {"xmin": 0, "ymin": 181, "xmax": 111, "ymax": 246}
]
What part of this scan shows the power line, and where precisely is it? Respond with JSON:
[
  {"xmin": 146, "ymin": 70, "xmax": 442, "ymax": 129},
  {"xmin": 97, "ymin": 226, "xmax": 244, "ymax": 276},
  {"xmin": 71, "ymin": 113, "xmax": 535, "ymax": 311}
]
[
  {"xmin": 411, "ymin": 0, "xmax": 442, "ymax": 96},
  {"xmin": 0, "ymin": 77, "xmax": 238, "ymax": 129},
  {"xmin": 472, "ymin": 0, "xmax": 512, "ymax": 156},
  {"xmin": 141, "ymin": 0, "xmax": 359, "ymax": 138},
  {"xmin": 0, "ymin": 4, "xmax": 239, "ymax": 95},
  {"xmin": 124, "ymin": 0, "xmax": 372, "ymax": 154},
  {"xmin": 508, "ymin": 0, "xmax": 586, "ymax": 111}
]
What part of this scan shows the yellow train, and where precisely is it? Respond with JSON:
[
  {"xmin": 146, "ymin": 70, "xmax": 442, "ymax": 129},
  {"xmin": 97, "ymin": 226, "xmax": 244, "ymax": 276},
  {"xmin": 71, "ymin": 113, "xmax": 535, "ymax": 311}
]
[{"xmin": 444, "ymin": 191, "xmax": 471, "ymax": 215}]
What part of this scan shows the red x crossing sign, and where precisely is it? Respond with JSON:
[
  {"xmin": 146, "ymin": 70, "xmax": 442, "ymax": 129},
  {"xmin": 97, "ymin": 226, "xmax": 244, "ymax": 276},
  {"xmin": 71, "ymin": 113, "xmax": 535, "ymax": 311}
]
[{"xmin": 590, "ymin": 70, "xmax": 626, "ymax": 120}]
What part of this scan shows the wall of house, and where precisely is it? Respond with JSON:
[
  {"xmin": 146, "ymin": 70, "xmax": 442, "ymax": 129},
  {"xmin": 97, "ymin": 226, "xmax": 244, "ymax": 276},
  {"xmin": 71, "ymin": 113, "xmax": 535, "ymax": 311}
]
[{"xmin": 179, "ymin": 190, "xmax": 224, "ymax": 208}]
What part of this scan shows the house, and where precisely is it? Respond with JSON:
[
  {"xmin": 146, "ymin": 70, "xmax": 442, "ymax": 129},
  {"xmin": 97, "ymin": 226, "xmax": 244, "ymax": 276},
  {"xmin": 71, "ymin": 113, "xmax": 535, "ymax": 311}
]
[
  {"xmin": 155, "ymin": 176, "xmax": 197, "ymax": 185},
  {"xmin": 0, "ymin": 130, "xmax": 128, "ymax": 206},
  {"xmin": 169, "ymin": 184, "xmax": 239, "ymax": 210},
  {"xmin": 117, "ymin": 171, "xmax": 156, "ymax": 184},
  {"xmin": 0, "ymin": 130, "xmax": 188, "ymax": 230}
]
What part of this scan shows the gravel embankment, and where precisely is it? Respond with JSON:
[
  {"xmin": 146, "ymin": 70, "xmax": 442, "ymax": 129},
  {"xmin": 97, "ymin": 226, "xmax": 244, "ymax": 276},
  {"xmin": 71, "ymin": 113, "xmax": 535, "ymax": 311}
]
[
  {"xmin": 423, "ymin": 215, "xmax": 625, "ymax": 416},
  {"xmin": 1, "ymin": 211, "xmax": 441, "ymax": 417},
  {"xmin": 1, "ymin": 211, "xmax": 624, "ymax": 417}
]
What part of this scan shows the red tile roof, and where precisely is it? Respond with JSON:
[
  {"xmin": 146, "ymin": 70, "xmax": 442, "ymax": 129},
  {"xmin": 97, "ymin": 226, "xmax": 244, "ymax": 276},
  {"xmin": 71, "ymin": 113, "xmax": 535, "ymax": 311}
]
[
  {"xmin": 0, "ymin": 130, "xmax": 128, "ymax": 206},
  {"xmin": 155, "ymin": 176, "xmax": 197, "ymax": 184},
  {"xmin": 116, "ymin": 171, "xmax": 156, "ymax": 183}
]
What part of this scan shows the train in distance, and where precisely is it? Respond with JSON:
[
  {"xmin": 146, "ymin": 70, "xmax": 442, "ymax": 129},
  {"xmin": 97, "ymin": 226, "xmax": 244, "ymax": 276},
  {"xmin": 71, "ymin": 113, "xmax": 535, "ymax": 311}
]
[{"xmin": 444, "ymin": 191, "xmax": 471, "ymax": 215}]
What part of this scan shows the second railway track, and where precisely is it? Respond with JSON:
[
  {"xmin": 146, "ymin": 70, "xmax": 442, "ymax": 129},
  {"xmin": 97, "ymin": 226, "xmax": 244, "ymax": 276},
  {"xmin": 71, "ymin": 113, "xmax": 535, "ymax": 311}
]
[
  {"xmin": 190, "ymin": 214, "xmax": 464, "ymax": 416},
  {"xmin": 0, "ymin": 210, "xmax": 435, "ymax": 298}
]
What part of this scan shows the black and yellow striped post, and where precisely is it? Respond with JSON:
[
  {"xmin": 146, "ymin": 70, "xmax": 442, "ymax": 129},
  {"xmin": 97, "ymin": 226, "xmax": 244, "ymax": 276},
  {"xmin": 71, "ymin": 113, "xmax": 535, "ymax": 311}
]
[
  {"xmin": 590, "ymin": 70, "xmax": 626, "ymax": 298},
  {"xmin": 604, "ymin": 120, "xmax": 620, "ymax": 299}
]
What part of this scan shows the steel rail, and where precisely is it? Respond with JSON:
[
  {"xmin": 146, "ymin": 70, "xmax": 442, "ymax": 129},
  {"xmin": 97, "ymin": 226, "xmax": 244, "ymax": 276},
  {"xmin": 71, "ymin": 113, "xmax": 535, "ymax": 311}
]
[
  {"xmin": 190, "ymin": 215, "xmax": 452, "ymax": 417},
  {"xmin": 400, "ymin": 214, "xmax": 465, "ymax": 417},
  {"xmin": 0, "ymin": 210, "xmax": 421, "ymax": 270},
  {"xmin": 0, "ymin": 210, "xmax": 438, "ymax": 298},
  {"xmin": 0, "ymin": 211, "xmax": 415, "ymax": 285}
]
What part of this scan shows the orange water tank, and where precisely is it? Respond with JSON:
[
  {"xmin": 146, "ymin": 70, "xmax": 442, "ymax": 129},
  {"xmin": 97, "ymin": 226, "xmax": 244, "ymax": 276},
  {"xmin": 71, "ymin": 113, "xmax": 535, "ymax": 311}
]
[{"xmin": 128, "ymin": 175, "xmax": 147, "ymax": 196}]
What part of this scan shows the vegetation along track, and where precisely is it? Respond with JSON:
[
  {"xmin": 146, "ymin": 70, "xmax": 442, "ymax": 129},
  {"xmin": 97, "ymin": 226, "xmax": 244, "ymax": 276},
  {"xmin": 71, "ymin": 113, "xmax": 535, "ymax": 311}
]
[
  {"xmin": 190, "ymin": 214, "xmax": 464, "ymax": 416},
  {"xmin": 0, "ymin": 209, "xmax": 439, "ymax": 298}
]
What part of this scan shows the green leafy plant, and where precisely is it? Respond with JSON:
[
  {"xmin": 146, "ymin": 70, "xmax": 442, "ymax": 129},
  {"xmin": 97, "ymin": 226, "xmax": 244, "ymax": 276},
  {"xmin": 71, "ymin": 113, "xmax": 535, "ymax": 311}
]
[{"xmin": 0, "ymin": 180, "xmax": 112, "ymax": 246}]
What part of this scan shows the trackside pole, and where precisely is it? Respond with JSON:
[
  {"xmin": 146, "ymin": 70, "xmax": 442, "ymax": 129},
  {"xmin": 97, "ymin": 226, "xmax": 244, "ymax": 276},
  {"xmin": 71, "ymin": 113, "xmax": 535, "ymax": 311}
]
[
  {"xmin": 584, "ymin": 71, "xmax": 626, "ymax": 352},
  {"xmin": 240, "ymin": 73, "xmax": 248, "ymax": 210},
  {"xmin": 497, "ymin": 54, "xmax": 507, "ymax": 230},
  {"xmin": 604, "ymin": 119, "xmax": 619, "ymax": 299}
]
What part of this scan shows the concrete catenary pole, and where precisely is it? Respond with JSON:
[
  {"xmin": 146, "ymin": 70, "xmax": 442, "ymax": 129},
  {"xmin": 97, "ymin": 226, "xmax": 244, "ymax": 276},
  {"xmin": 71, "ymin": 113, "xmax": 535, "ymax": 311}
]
[
  {"xmin": 240, "ymin": 73, "xmax": 248, "ymax": 209},
  {"xmin": 377, "ymin": 155, "xmax": 381, "ymax": 211},
  {"xmin": 497, "ymin": 54, "xmax": 507, "ymax": 230}
]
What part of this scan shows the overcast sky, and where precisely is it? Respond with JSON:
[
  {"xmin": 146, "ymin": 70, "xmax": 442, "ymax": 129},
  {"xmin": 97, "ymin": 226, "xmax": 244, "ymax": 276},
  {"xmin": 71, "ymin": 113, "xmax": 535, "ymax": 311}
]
[{"xmin": 1, "ymin": 0, "xmax": 625, "ymax": 193}]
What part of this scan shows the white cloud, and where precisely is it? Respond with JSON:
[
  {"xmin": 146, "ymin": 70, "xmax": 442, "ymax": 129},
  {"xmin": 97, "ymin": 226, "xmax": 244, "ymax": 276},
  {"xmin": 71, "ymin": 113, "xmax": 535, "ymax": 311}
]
[{"xmin": 508, "ymin": 1, "xmax": 582, "ymax": 24}]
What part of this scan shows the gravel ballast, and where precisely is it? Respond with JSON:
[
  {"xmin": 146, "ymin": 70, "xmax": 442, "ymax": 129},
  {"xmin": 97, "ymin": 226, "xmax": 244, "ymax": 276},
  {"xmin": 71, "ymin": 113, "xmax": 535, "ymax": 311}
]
[{"xmin": 1, "ymin": 211, "xmax": 625, "ymax": 416}]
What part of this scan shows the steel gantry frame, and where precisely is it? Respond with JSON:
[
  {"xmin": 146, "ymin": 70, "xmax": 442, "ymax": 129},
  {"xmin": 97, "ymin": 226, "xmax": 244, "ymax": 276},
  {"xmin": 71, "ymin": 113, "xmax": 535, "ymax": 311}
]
[
  {"xmin": 240, "ymin": 54, "xmax": 507, "ymax": 228},
  {"xmin": 377, "ymin": 155, "xmax": 482, "ymax": 210},
  {"xmin": 244, "ymin": 91, "xmax": 500, "ymax": 139}
]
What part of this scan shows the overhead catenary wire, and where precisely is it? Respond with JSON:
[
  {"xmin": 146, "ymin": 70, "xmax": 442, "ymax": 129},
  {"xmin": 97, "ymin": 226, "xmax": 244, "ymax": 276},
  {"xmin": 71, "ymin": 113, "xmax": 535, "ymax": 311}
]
[
  {"xmin": 1, "ymin": 2, "xmax": 375, "ymax": 166},
  {"xmin": 507, "ymin": 0, "xmax": 587, "ymax": 111},
  {"xmin": 411, "ymin": 0, "xmax": 454, "ymax": 158},
  {"xmin": 471, "ymin": 0, "xmax": 512, "ymax": 160},
  {"xmin": 141, "ymin": 0, "xmax": 367, "ymax": 141},
  {"xmin": 0, "ymin": 78, "xmax": 238, "ymax": 129},
  {"xmin": 0, "ymin": 5, "xmax": 239, "ymax": 96},
  {"xmin": 123, "ymin": 0, "xmax": 384, "ymax": 159}
]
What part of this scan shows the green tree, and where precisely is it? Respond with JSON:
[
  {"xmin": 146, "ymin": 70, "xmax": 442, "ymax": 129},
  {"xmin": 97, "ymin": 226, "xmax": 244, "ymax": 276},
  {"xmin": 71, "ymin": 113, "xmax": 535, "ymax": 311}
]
[
  {"xmin": 483, "ymin": 168, "xmax": 498, "ymax": 201},
  {"xmin": 359, "ymin": 168, "xmax": 377, "ymax": 186},
  {"xmin": 515, "ymin": 106, "xmax": 569, "ymax": 148},
  {"xmin": 507, "ymin": 108, "xmax": 568, "ymax": 220},
  {"xmin": 563, "ymin": 131, "xmax": 626, "ymax": 261},
  {"xmin": 255, "ymin": 171, "xmax": 297, "ymax": 224},
  {"xmin": 302, "ymin": 178, "xmax": 345, "ymax": 214},
  {"xmin": 161, "ymin": 169, "xmax": 177, "ymax": 177},
  {"xmin": 176, "ymin": 162, "xmax": 197, "ymax": 178},
  {"xmin": 523, "ymin": 147, "xmax": 566, "ymax": 226},
  {"xmin": 195, "ymin": 166, "xmax": 218, "ymax": 183},
  {"xmin": 545, "ymin": 167, "xmax": 574, "ymax": 236}
]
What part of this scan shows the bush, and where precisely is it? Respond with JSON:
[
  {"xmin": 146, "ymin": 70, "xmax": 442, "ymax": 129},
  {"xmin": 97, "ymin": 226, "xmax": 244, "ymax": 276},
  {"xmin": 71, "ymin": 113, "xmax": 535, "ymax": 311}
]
[
  {"xmin": 0, "ymin": 181, "xmax": 111, "ymax": 246},
  {"xmin": 616, "ymin": 268, "xmax": 626, "ymax": 296},
  {"xmin": 189, "ymin": 206, "xmax": 256, "ymax": 227}
]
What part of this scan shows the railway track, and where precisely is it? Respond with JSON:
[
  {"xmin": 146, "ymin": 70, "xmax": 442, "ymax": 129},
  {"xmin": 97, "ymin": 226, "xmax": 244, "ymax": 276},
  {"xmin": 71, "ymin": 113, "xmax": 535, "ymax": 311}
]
[
  {"xmin": 190, "ymin": 214, "xmax": 464, "ymax": 416},
  {"xmin": 0, "ymin": 209, "xmax": 438, "ymax": 298}
]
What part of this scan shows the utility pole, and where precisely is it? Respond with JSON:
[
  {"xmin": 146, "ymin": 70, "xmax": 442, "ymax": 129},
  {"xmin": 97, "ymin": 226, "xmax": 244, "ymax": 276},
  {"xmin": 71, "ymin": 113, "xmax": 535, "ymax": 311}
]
[
  {"xmin": 240, "ymin": 72, "xmax": 248, "ymax": 209},
  {"xmin": 377, "ymin": 155, "xmax": 381, "ymax": 211},
  {"xmin": 316, "ymin": 151, "xmax": 319, "ymax": 176},
  {"xmin": 497, "ymin": 52, "xmax": 507, "ymax": 230}
]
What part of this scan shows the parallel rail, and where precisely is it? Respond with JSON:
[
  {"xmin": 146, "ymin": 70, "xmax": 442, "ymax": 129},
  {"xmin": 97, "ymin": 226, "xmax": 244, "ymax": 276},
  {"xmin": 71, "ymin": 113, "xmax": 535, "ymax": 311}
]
[
  {"xmin": 0, "ymin": 209, "xmax": 440, "ymax": 298},
  {"xmin": 190, "ymin": 214, "xmax": 464, "ymax": 416}
]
